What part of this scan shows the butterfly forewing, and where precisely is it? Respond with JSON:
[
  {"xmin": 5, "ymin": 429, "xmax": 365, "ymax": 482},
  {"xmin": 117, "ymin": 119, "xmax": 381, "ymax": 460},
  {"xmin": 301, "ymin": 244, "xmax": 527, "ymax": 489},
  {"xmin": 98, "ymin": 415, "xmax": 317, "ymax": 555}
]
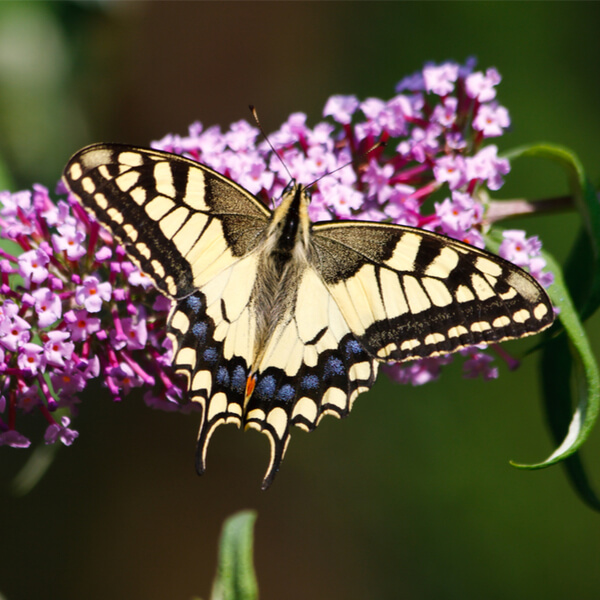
[
  {"xmin": 311, "ymin": 222, "xmax": 554, "ymax": 362},
  {"xmin": 64, "ymin": 144, "xmax": 270, "ymax": 299}
]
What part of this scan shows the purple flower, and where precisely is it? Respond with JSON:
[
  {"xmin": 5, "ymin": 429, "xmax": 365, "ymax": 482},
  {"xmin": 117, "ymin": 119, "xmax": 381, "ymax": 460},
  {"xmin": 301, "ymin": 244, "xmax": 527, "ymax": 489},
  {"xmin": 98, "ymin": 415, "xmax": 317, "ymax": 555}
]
[
  {"xmin": 465, "ymin": 67, "xmax": 501, "ymax": 102},
  {"xmin": 17, "ymin": 343, "xmax": 46, "ymax": 375},
  {"xmin": 31, "ymin": 287, "xmax": 63, "ymax": 327},
  {"xmin": 435, "ymin": 191, "xmax": 483, "ymax": 239},
  {"xmin": 43, "ymin": 330, "xmax": 74, "ymax": 367},
  {"xmin": 0, "ymin": 429, "xmax": 31, "ymax": 448},
  {"xmin": 17, "ymin": 383, "xmax": 40, "ymax": 412},
  {"xmin": 235, "ymin": 154, "xmax": 275, "ymax": 195},
  {"xmin": 18, "ymin": 248, "xmax": 50, "ymax": 285},
  {"xmin": 465, "ymin": 145, "xmax": 510, "ymax": 190},
  {"xmin": 44, "ymin": 416, "xmax": 79, "ymax": 446},
  {"xmin": 499, "ymin": 230, "xmax": 543, "ymax": 268},
  {"xmin": 316, "ymin": 179, "xmax": 364, "ymax": 218},
  {"xmin": 115, "ymin": 317, "xmax": 148, "ymax": 351},
  {"xmin": 432, "ymin": 97, "xmax": 458, "ymax": 127},
  {"xmin": 224, "ymin": 120, "xmax": 259, "ymax": 151},
  {"xmin": 463, "ymin": 351, "xmax": 499, "ymax": 380},
  {"xmin": 363, "ymin": 161, "xmax": 395, "ymax": 203},
  {"xmin": 52, "ymin": 222, "xmax": 87, "ymax": 260},
  {"xmin": 64, "ymin": 309, "xmax": 101, "ymax": 342},
  {"xmin": 423, "ymin": 62, "xmax": 459, "ymax": 96},
  {"xmin": 323, "ymin": 94, "xmax": 359, "ymax": 124},
  {"xmin": 433, "ymin": 154, "xmax": 467, "ymax": 190},
  {"xmin": 473, "ymin": 103, "xmax": 511, "ymax": 138},
  {"xmin": 50, "ymin": 363, "xmax": 88, "ymax": 399},
  {"xmin": 75, "ymin": 276, "xmax": 112, "ymax": 313},
  {"xmin": 0, "ymin": 314, "xmax": 31, "ymax": 352}
]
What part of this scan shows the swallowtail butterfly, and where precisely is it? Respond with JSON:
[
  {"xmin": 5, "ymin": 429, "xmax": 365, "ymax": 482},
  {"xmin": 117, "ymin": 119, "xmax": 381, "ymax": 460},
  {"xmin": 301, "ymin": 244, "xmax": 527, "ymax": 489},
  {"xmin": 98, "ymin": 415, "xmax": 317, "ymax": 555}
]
[{"xmin": 63, "ymin": 144, "xmax": 554, "ymax": 488}]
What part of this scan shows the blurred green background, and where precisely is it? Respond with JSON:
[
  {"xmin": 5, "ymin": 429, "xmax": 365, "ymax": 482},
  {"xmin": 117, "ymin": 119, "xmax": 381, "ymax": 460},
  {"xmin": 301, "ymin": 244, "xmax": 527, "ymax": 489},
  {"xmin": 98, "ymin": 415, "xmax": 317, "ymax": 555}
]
[{"xmin": 1, "ymin": 2, "xmax": 600, "ymax": 599}]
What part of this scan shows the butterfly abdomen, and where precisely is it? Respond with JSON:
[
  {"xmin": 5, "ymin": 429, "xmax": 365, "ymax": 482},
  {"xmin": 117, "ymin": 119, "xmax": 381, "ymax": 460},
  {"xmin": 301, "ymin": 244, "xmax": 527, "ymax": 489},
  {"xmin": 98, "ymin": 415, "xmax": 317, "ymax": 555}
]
[{"xmin": 249, "ymin": 183, "xmax": 314, "ymax": 375}]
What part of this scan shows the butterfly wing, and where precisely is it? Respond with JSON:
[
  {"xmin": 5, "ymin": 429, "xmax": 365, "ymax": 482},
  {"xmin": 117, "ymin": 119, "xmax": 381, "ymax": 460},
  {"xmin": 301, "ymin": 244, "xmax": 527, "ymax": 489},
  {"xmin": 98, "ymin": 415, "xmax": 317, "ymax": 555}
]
[
  {"xmin": 311, "ymin": 221, "xmax": 555, "ymax": 362},
  {"xmin": 64, "ymin": 143, "xmax": 272, "ymax": 471},
  {"xmin": 64, "ymin": 143, "xmax": 271, "ymax": 299}
]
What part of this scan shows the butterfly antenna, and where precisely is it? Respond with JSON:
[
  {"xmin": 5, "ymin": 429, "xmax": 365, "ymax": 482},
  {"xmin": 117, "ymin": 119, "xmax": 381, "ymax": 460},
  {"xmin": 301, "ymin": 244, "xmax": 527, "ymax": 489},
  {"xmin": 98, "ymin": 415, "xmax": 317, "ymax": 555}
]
[
  {"xmin": 308, "ymin": 140, "xmax": 386, "ymax": 190},
  {"xmin": 249, "ymin": 105, "xmax": 294, "ymax": 183}
]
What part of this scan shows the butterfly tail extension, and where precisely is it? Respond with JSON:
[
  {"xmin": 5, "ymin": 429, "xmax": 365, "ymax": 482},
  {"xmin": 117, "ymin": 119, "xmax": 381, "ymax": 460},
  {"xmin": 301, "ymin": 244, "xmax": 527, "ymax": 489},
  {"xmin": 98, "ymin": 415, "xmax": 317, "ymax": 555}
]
[
  {"xmin": 244, "ymin": 332, "xmax": 378, "ymax": 489},
  {"xmin": 168, "ymin": 292, "xmax": 249, "ymax": 476}
]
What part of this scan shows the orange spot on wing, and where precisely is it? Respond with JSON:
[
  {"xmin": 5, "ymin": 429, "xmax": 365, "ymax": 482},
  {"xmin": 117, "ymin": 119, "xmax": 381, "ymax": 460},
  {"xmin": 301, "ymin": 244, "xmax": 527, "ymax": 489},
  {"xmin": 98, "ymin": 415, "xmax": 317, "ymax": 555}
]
[{"xmin": 245, "ymin": 374, "xmax": 256, "ymax": 399}]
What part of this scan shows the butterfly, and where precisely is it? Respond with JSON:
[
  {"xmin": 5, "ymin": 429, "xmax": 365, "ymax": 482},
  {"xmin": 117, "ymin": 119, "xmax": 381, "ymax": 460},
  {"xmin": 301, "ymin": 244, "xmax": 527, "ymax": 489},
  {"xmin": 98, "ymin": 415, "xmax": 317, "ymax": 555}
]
[{"xmin": 63, "ymin": 143, "xmax": 555, "ymax": 488}]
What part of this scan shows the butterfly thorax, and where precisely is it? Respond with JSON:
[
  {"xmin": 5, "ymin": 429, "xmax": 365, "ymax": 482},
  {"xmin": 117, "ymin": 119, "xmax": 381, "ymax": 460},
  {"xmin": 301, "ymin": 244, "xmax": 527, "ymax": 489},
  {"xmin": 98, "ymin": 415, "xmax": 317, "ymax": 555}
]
[{"xmin": 249, "ymin": 183, "xmax": 313, "ymax": 377}]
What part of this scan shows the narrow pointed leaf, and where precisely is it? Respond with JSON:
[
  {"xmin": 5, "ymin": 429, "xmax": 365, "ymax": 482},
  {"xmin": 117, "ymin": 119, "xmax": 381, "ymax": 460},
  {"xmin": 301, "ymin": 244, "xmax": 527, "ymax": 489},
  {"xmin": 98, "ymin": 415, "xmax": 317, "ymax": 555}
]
[
  {"xmin": 211, "ymin": 511, "xmax": 259, "ymax": 600},
  {"xmin": 510, "ymin": 249, "xmax": 600, "ymax": 509}
]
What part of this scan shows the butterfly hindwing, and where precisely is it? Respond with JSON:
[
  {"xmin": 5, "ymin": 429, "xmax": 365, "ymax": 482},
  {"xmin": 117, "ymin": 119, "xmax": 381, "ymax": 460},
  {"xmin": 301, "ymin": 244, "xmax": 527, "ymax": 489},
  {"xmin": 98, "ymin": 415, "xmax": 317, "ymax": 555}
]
[
  {"xmin": 311, "ymin": 221, "xmax": 554, "ymax": 361},
  {"xmin": 245, "ymin": 268, "xmax": 379, "ymax": 487}
]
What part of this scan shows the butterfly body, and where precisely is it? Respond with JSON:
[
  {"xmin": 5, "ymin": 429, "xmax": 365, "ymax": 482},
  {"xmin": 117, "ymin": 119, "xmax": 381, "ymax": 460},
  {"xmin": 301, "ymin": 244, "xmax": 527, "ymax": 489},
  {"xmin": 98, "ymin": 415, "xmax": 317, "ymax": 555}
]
[{"xmin": 63, "ymin": 143, "xmax": 554, "ymax": 488}]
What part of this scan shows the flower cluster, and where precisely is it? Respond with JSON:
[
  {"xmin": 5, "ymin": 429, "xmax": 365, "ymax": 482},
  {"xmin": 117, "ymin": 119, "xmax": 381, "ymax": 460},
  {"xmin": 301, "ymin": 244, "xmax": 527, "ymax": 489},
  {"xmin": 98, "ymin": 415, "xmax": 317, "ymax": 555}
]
[
  {"xmin": 0, "ymin": 185, "xmax": 187, "ymax": 448},
  {"xmin": 0, "ymin": 59, "xmax": 553, "ymax": 448}
]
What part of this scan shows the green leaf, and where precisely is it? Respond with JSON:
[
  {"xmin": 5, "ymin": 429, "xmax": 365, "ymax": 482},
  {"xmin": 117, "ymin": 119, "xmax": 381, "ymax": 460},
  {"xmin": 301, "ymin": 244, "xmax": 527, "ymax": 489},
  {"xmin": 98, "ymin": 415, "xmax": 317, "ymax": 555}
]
[
  {"xmin": 504, "ymin": 143, "xmax": 600, "ymax": 321},
  {"xmin": 211, "ymin": 511, "xmax": 259, "ymax": 600},
  {"xmin": 10, "ymin": 443, "xmax": 59, "ymax": 496},
  {"xmin": 510, "ymin": 249, "xmax": 600, "ymax": 509}
]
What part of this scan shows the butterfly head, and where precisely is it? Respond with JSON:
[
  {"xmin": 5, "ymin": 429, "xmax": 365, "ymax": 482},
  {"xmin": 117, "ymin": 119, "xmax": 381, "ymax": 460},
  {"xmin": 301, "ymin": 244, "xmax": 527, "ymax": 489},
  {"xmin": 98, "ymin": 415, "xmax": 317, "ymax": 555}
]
[{"xmin": 266, "ymin": 180, "xmax": 312, "ymax": 257}]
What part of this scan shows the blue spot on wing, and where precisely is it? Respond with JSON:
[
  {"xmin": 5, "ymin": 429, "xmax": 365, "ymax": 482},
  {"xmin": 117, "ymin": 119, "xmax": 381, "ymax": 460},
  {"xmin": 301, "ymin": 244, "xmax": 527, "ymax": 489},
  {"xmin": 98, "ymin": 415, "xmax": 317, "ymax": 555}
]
[
  {"xmin": 186, "ymin": 295, "xmax": 203, "ymax": 313},
  {"xmin": 231, "ymin": 365, "xmax": 247, "ymax": 393},
  {"xmin": 255, "ymin": 375, "xmax": 276, "ymax": 401},
  {"xmin": 301, "ymin": 374, "xmax": 319, "ymax": 390},
  {"xmin": 345, "ymin": 339, "xmax": 363, "ymax": 357},
  {"xmin": 203, "ymin": 347, "xmax": 218, "ymax": 363},
  {"xmin": 277, "ymin": 384, "xmax": 295, "ymax": 403},
  {"xmin": 324, "ymin": 356, "xmax": 344, "ymax": 379},
  {"xmin": 216, "ymin": 366, "xmax": 229, "ymax": 386},
  {"xmin": 192, "ymin": 321, "xmax": 208, "ymax": 342}
]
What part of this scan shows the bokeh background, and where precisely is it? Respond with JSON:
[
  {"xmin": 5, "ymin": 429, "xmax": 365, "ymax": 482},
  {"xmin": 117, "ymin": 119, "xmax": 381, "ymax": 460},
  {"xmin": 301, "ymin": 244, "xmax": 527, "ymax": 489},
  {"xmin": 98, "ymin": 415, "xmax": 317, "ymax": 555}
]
[{"xmin": 1, "ymin": 2, "xmax": 600, "ymax": 599}]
